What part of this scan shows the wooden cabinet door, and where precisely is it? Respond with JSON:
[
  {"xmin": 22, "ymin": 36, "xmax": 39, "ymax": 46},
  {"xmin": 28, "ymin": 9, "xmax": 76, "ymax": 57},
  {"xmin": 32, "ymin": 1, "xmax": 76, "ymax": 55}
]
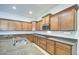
[
  {"xmin": 45, "ymin": 15, "xmax": 50, "ymax": 25},
  {"xmin": 8, "ymin": 21, "xmax": 15, "ymax": 30},
  {"xmin": 22, "ymin": 22, "xmax": 27, "ymax": 31},
  {"xmin": 29, "ymin": 22, "xmax": 32, "ymax": 31},
  {"xmin": 37, "ymin": 37, "xmax": 41, "ymax": 46},
  {"xmin": 42, "ymin": 17, "xmax": 46, "ymax": 25},
  {"xmin": 47, "ymin": 40, "xmax": 55, "ymax": 55},
  {"xmin": 27, "ymin": 22, "xmax": 32, "ymax": 31},
  {"xmin": 39, "ymin": 38, "xmax": 47, "ymax": 50},
  {"xmin": 55, "ymin": 42, "xmax": 72, "ymax": 55},
  {"xmin": 15, "ymin": 21, "xmax": 22, "ymax": 31},
  {"xmin": 50, "ymin": 15, "xmax": 59, "ymax": 31},
  {"xmin": 36, "ymin": 22, "xmax": 40, "ymax": 31},
  {"xmin": 34, "ymin": 36, "xmax": 38, "ymax": 44},
  {"xmin": 0, "ymin": 20, "xmax": 8, "ymax": 30},
  {"xmin": 39, "ymin": 20, "xmax": 42, "ymax": 31},
  {"xmin": 35, "ymin": 22, "xmax": 38, "ymax": 31},
  {"xmin": 59, "ymin": 8, "xmax": 76, "ymax": 31},
  {"xmin": 33, "ymin": 35, "xmax": 36, "ymax": 43},
  {"xmin": 26, "ymin": 35, "xmax": 33, "ymax": 42}
]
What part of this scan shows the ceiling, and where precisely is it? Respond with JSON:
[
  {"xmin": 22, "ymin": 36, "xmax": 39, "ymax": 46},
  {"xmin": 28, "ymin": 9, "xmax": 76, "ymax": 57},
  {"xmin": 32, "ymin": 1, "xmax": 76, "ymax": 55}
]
[{"xmin": 0, "ymin": 4, "xmax": 57, "ymax": 20}]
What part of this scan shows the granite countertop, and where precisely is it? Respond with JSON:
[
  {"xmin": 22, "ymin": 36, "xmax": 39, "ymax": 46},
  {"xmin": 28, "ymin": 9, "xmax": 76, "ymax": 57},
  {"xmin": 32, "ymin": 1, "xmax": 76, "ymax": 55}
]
[{"xmin": 33, "ymin": 33, "xmax": 77, "ymax": 45}]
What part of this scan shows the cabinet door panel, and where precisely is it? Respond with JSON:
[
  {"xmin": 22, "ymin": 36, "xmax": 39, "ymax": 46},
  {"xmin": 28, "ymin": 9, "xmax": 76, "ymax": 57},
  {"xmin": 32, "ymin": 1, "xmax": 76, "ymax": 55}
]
[
  {"xmin": 47, "ymin": 40, "xmax": 55, "ymax": 55},
  {"xmin": 50, "ymin": 15, "xmax": 59, "ymax": 31},
  {"xmin": 56, "ymin": 42, "xmax": 72, "ymax": 55},
  {"xmin": 59, "ymin": 8, "xmax": 76, "ymax": 31},
  {"xmin": 27, "ymin": 22, "xmax": 32, "ymax": 31},
  {"xmin": 22, "ymin": 22, "xmax": 28, "ymax": 31},
  {"xmin": 45, "ymin": 16, "xmax": 49, "ymax": 24},
  {"xmin": 15, "ymin": 21, "xmax": 22, "ymax": 31},
  {"xmin": 40, "ymin": 38, "xmax": 47, "ymax": 50},
  {"xmin": 0, "ymin": 20, "xmax": 8, "ymax": 30},
  {"xmin": 42, "ymin": 18, "xmax": 46, "ymax": 25},
  {"xmin": 8, "ymin": 21, "xmax": 15, "ymax": 30}
]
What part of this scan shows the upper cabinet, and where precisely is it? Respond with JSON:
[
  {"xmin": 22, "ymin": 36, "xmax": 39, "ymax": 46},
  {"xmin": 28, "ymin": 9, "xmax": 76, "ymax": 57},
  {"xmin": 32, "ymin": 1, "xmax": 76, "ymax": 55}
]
[
  {"xmin": 0, "ymin": 19, "xmax": 8, "ymax": 31},
  {"xmin": 42, "ymin": 14, "xmax": 52, "ymax": 25},
  {"xmin": 22, "ymin": 22, "xmax": 28, "ymax": 31},
  {"xmin": 27, "ymin": 22, "xmax": 32, "ymax": 31},
  {"xmin": 59, "ymin": 7, "xmax": 76, "ymax": 31},
  {"xmin": 36, "ymin": 20, "xmax": 42, "ymax": 31},
  {"xmin": 35, "ymin": 5, "xmax": 77, "ymax": 31},
  {"xmin": 15, "ymin": 21, "xmax": 22, "ymax": 31},
  {"xmin": 35, "ymin": 14, "xmax": 52, "ymax": 31},
  {"xmin": 0, "ymin": 18, "xmax": 32, "ymax": 31},
  {"xmin": 50, "ymin": 15, "xmax": 60, "ymax": 31},
  {"xmin": 8, "ymin": 20, "xmax": 16, "ymax": 30},
  {"xmin": 50, "ymin": 6, "xmax": 77, "ymax": 31}
]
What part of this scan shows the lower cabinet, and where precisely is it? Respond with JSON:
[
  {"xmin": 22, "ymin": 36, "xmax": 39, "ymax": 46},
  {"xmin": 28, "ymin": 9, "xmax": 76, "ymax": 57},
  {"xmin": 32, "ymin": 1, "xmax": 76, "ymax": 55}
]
[
  {"xmin": 39, "ymin": 38, "xmax": 47, "ymax": 50},
  {"xmin": 55, "ymin": 42, "xmax": 72, "ymax": 55},
  {"xmin": 26, "ymin": 35, "xmax": 34, "ymax": 42},
  {"xmin": 47, "ymin": 39, "xmax": 72, "ymax": 55},
  {"xmin": 26, "ymin": 35, "xmax": 73, "ymax": 55},
  {"xmin": 47, "ymin": 40, "xmax": 55, "ymax": 55},
  {"xmin": 33, "ymin": 35, "xmax": 38, "ymax": 44}
]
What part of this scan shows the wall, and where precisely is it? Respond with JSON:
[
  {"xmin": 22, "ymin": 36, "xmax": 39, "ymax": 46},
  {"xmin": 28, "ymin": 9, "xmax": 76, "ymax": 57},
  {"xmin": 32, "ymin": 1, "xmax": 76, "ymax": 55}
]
[{"xmin": 75, "ymin": 6, "xmax": 79, "ymax": 54}]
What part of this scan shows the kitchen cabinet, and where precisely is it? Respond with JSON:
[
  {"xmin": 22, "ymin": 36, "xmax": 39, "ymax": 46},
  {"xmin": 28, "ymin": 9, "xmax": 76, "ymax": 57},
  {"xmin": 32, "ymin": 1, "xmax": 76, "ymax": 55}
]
[
  {"xmin": 26, "ymin": 35, "xmax": 34, "ymax": 42},
  {"xmin": 39, "ymin": 20, "xmax": 43, "ymax": 31},
  {"xmin": 15, "ymin": 21, "xmax": 22, "ymax": 31},
  {"xmin": 0, "ymin": 20, "xmax": 9, "ymax": 30},
  {"xmin": 36, "ymin": 22, "xmax": 38, "ymax": 31},
  {"xmin": 36, "ymin": 21, "xmax": 40, "ymax": 31},
  {"xmin": 55, "ymin": 42, "xmax": 72, "ymax": 55},
  {"xmin": 27, "ymin": 22, "xmax": 32, "ymax": 31},
  {"xmin": 33, "ymin": 35, "xmax": 38, "ymax": 44},
  {"xmin": 59, "ymin": 7, "xmax": 76, "ymax": 31},
  {"xmin": 22, "ymin": 22, "xmax": 28, "ymax": 31},
  {"xmin": 42, "ymin": 14, "xmax": 52, "ymax": 25},
  {"xmin": 37, "ymin": 36, "xmax": 41, "ymax": 46},
  {"xmin": 25, "ymin": 34, "xmax": 73, "ymax": 55},
  {"xmin": 50, "ymin": 15, "xmax": 60, "ymax": 31},
  {"xmin": 47, "ymin": 39, "xmax": 55, "ymax": 55},
  {"xmin": 42, "ymin": 17, "xmax": 46, "ymax": 25},
  {"xmin": 39, "ymin": 37, "xmax": 47, "ymax": 50},
  {"xmin": 8, "ymin": 21, "xmax": 15, "ymax": 30}
]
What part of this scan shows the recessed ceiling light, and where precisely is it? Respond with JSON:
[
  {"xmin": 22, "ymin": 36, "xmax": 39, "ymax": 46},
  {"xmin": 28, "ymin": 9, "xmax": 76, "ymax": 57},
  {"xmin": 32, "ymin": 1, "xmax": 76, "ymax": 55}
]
[
  {"xmin": 12, "ymin": 6, "xmax": 16, "ymax": 10},
  {"xmin": 29, "ymin": 11, "xmax": 32, "ymax": 14}
]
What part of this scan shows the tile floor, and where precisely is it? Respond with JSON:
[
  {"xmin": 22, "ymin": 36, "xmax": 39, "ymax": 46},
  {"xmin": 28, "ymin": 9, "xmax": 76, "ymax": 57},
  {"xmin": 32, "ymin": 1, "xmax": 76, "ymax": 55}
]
[{"xmin": 0, "ymin": 39, "xmax": 44, "ymax": 55}]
